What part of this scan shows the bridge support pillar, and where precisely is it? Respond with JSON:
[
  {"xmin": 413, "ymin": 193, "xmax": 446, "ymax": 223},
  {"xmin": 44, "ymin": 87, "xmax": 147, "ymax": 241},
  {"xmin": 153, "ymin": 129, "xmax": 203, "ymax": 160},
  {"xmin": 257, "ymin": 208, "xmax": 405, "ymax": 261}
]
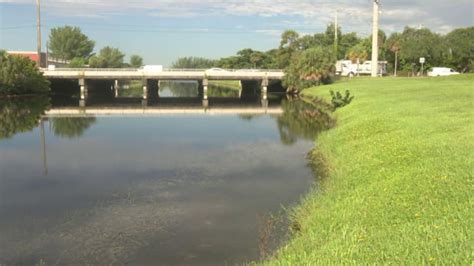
[
  {"xmin": 202, "ymin": 79, "xmax": 209, "ymax": 108},
  {"xmin": 79, "ymin": 78, "xmax": 88, "ymax": 107},
  {"xmin": 114, "ymin": 80, "xmax": 119, "ymax": 98},
  {"xmin": 238, "ymin": 80, "xmax": 243, "ymax": 98},
  {"xmin": 142, "ymin": 78, "xmax": 148, "ymax": 106},
  {"xmin": 261, "ymin": 78, "xmax": 269, "ymax": 107},
  {"xmin": 157, "ymin": 80, "xmax": 161, "ymax": 98}
]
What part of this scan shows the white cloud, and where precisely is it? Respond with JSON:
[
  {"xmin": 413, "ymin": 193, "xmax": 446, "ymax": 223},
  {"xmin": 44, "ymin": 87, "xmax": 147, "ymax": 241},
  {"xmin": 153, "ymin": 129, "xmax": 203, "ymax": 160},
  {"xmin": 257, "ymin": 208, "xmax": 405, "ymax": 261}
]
[{"xmin": 1, "ymin": 0, "xmax": 472, "ymax": 34}]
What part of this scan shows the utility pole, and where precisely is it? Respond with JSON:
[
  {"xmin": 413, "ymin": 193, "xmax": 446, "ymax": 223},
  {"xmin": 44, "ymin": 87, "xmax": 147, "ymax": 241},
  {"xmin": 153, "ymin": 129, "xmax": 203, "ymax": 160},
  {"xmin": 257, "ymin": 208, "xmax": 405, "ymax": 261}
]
[
  {"xmin": 36, "ymin": 0, "xmax": 42, "ymax": 67},
  {"xmin": 334, "ymin": 10, "xmax": 338, "ymax": 59},
  {"xmin": 371, "ymin": 0, "xmax": 380, "ymax": 77}
]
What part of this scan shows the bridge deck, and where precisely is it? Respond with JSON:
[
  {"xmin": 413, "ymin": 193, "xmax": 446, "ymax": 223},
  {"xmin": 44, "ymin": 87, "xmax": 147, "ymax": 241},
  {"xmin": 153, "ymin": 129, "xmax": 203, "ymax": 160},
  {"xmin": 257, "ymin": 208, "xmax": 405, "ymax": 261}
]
[{"xmin": 42, "ymin": 68, "xmax": 285, "ymax": 80}]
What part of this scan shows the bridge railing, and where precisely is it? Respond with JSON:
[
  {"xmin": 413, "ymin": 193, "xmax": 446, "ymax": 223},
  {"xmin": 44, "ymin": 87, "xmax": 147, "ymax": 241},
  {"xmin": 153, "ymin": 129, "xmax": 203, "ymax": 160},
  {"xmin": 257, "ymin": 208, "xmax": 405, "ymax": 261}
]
[
  {"xmin": 43, "ymin": 68, "xmax": 140, "ymax": 72},
  {"xmin": 42, "ymin": 68, "xmax": 284, "ymax": 72}
]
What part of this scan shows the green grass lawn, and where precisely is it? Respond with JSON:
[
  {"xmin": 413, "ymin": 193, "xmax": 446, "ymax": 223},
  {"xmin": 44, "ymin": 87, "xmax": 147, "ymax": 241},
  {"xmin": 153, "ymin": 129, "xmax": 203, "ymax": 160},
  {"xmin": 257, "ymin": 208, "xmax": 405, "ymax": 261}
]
[{"xmin": 264, "ymin": 75, "xmax": 473, "ymax": 264}]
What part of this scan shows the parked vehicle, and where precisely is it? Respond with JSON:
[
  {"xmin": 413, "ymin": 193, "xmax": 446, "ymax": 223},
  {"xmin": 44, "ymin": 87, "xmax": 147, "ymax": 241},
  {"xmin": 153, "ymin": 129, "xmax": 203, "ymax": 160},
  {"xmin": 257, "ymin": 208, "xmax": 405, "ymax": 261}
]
[
  {"xmin": 427, "ymin": 67, "xmax": 460, "ymax": 77},
  {"xmin": 335, "ymin": 60, "xmax": 387, "ymax": 77},
  {"xmin": 141, "ymin": 65, "xmax": 163, "ymax": 72}
]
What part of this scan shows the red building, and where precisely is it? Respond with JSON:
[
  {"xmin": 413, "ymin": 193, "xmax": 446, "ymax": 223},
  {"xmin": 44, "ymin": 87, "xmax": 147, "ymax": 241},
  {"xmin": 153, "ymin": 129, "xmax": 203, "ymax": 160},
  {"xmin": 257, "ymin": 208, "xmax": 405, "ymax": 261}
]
[{"xmin": 7, "ymin": 51, "xmax": 46, "ymax": 67}]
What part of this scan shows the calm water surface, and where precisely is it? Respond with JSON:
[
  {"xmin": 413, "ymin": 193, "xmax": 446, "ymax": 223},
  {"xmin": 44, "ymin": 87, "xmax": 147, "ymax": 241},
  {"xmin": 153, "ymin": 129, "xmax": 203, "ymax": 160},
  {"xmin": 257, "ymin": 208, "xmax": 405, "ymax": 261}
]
[{"xmin": 0, "ymin": 95, "xmax": 329, "ymax": 265}]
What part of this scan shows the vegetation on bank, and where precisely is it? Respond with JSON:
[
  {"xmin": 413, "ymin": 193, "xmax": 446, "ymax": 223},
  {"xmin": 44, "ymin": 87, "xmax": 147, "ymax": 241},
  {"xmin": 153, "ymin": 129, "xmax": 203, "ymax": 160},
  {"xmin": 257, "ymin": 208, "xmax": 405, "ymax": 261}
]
[
  {"xmin": 263, "ymin": 75, "xmax": 473, "ymax": 264},
  {"xmin": 0, "ymin": 51, "xmax": 50, "ymax": 95}
]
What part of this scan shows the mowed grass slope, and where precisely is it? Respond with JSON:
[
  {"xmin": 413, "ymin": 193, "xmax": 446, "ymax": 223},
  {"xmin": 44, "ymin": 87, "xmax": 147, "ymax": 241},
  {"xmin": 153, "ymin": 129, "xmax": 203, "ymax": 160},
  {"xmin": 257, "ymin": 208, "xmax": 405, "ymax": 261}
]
[{"xmin": 266, "ymin": 75, "xmax": 473, "ymax": 264}]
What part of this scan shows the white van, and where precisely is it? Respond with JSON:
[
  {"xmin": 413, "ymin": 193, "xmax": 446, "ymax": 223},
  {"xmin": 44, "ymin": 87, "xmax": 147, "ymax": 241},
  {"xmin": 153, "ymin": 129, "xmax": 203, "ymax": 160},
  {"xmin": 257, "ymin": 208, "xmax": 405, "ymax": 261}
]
[{"xmin": 427, "ymin": 67, "xmax": 459, "ymax": 77}]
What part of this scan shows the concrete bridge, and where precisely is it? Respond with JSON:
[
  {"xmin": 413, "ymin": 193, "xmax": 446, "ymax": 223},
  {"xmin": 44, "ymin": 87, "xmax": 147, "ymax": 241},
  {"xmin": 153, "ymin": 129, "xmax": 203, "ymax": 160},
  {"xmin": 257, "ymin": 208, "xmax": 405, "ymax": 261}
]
[{"xmin": 42, "ymin": 68, "xmax": 285, "ymax": 107}]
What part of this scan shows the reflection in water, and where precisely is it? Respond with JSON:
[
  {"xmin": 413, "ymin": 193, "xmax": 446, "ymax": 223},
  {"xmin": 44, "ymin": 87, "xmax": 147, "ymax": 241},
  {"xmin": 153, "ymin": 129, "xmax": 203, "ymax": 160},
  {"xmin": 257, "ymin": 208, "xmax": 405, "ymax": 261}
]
[
  {"xmin": 0, "ymin": 94, "xmax": 333, "ymax": 265},
  {"xmin": 51, "ymin": 117, "xmax": 97, "ymax": 139},
  {"xmin": 0, "ymin": 96, "xmax": 50, "ymax": 140},
  {"xmin": 277, "ymin": 99, "xmax": 335, "ymax": 145},
  {"xmin": 208, "ymin": 83, "xmax": 240, "ymax": 98},
  {"xmin": 117, "ymin": 80, "xmax": 143, "ymax": 98},
  {"xmin": 238, "ymin": 114, "xmax": 264, "ymax": 121},
  {"xmin": 160, "ymin": 81, "xmax": 198, "ymax": 97},
  {"xmin": 159, "ymin": 81, "xmax": 241, "ymax": 98}
]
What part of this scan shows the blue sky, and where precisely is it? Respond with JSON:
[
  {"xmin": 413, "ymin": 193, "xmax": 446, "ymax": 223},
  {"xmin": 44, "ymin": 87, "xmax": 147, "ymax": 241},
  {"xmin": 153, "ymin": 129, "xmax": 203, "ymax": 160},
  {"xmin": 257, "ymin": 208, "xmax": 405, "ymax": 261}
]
[{"xmin": 1, "ymin": 0, "xmax": 472, "ymax": 66}]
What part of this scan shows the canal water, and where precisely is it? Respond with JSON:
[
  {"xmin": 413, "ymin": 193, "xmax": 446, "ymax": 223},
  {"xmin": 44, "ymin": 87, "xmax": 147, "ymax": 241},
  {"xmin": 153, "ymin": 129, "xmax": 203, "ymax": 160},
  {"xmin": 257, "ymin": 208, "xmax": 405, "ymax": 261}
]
[{"xmin": 0, "ymin": 92, "xmax": 331, "ymax": 265}]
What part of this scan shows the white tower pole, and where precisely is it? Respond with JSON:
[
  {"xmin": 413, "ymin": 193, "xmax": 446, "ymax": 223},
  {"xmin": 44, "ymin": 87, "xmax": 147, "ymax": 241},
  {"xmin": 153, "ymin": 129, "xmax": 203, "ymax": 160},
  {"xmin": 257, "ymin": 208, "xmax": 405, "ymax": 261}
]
[
  {"xmin": 371, "ymin": 0, "xmax": 380, "ymax": 77},
  {"xmin": 36, "ymin": 0, "xmax": 42, "ymax": 67}
]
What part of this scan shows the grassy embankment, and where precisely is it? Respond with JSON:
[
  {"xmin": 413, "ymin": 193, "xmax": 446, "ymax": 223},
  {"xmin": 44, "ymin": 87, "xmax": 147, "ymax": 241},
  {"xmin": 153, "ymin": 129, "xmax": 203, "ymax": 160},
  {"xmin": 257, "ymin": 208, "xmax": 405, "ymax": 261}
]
[{"xmin": 265, "ymin": 75, "xmax": 473, "ymax": 264}]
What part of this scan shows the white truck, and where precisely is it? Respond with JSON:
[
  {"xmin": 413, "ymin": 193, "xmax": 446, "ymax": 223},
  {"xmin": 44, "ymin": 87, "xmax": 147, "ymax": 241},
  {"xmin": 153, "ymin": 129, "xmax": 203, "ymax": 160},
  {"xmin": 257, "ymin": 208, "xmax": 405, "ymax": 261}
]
[{"xmin": 336, "ymin": 60, "xmax": 387, "ymax": 77}]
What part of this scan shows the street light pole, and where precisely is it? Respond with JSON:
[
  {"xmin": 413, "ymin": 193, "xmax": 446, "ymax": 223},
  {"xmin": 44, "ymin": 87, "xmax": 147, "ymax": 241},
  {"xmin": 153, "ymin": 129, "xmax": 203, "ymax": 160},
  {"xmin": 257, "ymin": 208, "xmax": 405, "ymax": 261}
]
[
  {"xmin": 36, "ymin": 0, "xmax": 42, "ymax": 67},
  {"xmin": 371, "ymin": 0, "xmax": 380, "ymax": 77}
]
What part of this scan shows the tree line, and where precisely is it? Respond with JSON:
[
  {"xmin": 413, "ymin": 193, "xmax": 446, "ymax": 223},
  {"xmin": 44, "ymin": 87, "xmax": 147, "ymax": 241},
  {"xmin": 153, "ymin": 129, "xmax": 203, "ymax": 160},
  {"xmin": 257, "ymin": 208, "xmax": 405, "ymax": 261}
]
[
  {"xmin": 172, "ymin": 25, "xmax": 473, "ymax": 90},
  {"xmin": 48, "ymin": 26, "xmax": 143, "ymax": 68}
]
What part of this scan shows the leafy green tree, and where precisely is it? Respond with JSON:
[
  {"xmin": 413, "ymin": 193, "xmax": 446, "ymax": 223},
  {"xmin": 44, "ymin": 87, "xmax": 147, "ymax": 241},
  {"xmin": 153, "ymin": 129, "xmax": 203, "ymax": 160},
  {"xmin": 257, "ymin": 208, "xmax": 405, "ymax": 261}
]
[
  {"xmin": 0, "ymin": 51, "xmax": 50, "ymax": 95},
  {"xmin": 89, "ymin": 46, "xmax": 125, "ymax": 68},
  {"xmin": 284, "ymin": 47, "xmax": 335, "ymax": 91},
  {"xmin": 217, "ymin": 56, "xmax": 240, "ymax": 69},
  {"xmin": 385, "ymin": 32, "xmax": 402, "ymax": 75},
  {"xmin": 277, "ymin": 30, "xmax": 301, "ymax": 68},
  {"xmin": 261, "ymin": 49, "xmax": 279, "ymax": 69},
  {"xmin": 48, "ymin": 26, "xmax": 95, "ymax": 61},
  {"xmin": 217, "ymin": 49, "xmax": 272, "ymax": 69},
  {"xmin": 68, "ymin": 57, "xmax": 87, "ymax": 68},
  {"xmin": 130, "ymin": 55, "xmax": 144, "ymax": 68},
  {"xmin": 339, "ymin": 32, "xmax": 361, "ymax": 60},
  {"xmin": 398, "ymin": 27, "xmax": 444, "ymax": 71},
  {"xmin": 346, "ymin": 41, "xmax": 370, "ymax": 63},
  {"xmin": 312, "ymin": 33, "xmax": 327, "ymax": 47},
  {"xmin": 280, "ymin": 30, "xmax": 300, "ymax": 49},
  {"xmin": 172, "ymin": 57, "xmax": 217, "ymax": 68},
  {"xmin": 250, "ymin": 51, "xmax": 265, "ymax": 68},
  {"xmin": 234, "ymin": 48, "xmax": 257, "ymax": 68},
  {"xmin": 375, "ymin": 29, "xmax": 388, "ymax": 60},
  {"xmin": 296, "ymin": 35, "xmax": 317, "ymax": 50},
  {"xmin": 51, "ymin": 117, "xmax": 96, "ymax": 139},
  {"xmin": 444, "ymin": 27, "xmax": 474, "ymax": 72},
  {"xmin": 325, "ymin": 23, "xmax": 342, "ymax": 55}
]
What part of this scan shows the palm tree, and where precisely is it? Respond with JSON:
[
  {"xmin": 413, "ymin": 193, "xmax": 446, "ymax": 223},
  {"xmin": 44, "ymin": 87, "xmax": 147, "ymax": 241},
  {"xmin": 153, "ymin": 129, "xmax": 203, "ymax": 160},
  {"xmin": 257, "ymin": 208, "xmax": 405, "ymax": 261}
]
[{"xmin": 387, "ymin": 33, "xmax": 402, "ymax": 76}]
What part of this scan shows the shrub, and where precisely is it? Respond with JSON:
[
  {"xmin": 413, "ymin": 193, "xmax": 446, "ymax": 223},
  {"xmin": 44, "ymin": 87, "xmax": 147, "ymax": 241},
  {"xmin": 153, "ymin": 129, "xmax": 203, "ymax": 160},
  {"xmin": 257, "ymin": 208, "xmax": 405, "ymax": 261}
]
[
  {"xmin": 330, "ymin": 90, "xmax": 354, "ymax": 109},
  {"xmin": 0, "ymin": 51, "xmax": 50, "ymax": 95}
]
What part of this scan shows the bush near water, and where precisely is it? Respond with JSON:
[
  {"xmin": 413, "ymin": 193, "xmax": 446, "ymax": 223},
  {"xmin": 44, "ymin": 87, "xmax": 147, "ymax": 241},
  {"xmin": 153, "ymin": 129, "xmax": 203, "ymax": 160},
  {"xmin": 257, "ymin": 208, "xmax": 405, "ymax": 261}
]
[{"xmin": 0, "ymin": 50, "xmax": 50, "ymax": 96}]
